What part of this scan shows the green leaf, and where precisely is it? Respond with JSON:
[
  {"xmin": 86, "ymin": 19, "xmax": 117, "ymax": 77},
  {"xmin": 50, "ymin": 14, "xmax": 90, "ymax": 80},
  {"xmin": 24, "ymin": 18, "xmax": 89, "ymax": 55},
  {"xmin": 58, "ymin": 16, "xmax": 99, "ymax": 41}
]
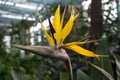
[
  {"xmin": 115, "ymin": 56, "xmax": 120, "ymax": 80},
  {"xmin": 60, "ymin": 72, "xmax": 69, "ymax": 80},
  {"xmin": 44, "ymin": 75, "xmax": 52, "ymax": 80},
  {"xmin": 10, "ymin": 68, "xmax": 18, "ymax": 80},
  {"xmin": 90, "ymin": 40, "xmax": 114, "ymax": 80},
  {"xmin": 77, "ymin": 69, "xmax": 91, "ymax": 80},
  {"xmin": 10, "ymin": 70, "xmax": 30, "ymax": 80},
  {"xmin": 89, "ymin": 62, "xmax": 114, "ymax": 80}
]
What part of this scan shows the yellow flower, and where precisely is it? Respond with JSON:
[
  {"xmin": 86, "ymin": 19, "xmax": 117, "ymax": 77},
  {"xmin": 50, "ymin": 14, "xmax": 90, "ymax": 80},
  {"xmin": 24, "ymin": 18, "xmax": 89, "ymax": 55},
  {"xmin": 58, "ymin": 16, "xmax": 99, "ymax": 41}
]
[{"xmin": 40, "ymin": 5, "xmax": 101, "ymax": 58}]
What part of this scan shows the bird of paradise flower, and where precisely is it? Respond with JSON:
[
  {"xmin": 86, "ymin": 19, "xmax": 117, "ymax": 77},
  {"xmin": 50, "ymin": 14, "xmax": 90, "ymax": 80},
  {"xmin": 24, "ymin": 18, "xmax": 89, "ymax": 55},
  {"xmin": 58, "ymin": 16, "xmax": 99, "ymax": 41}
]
[
  {"xmin": 13, "ymin": 5, "xmax": 105, "ymax": 80},
  {"xmin": 40, "ymin": 5, "xmax": 101, "ymax": 58}
]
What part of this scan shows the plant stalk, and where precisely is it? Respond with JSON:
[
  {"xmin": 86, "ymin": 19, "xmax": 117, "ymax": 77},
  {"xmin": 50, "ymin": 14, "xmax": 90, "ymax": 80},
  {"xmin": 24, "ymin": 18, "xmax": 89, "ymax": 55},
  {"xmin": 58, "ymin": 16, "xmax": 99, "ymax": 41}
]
[{"xmin": 65, "ymin": 54, "xmax": 73, "ymax": 80}]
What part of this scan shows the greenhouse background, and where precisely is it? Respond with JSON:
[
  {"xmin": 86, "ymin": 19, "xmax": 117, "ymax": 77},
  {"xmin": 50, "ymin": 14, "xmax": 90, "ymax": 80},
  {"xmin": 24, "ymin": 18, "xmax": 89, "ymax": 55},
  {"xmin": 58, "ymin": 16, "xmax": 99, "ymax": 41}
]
[{"xmin": 0, "ymin": 0, "xmax": 120, "ymax": 80}]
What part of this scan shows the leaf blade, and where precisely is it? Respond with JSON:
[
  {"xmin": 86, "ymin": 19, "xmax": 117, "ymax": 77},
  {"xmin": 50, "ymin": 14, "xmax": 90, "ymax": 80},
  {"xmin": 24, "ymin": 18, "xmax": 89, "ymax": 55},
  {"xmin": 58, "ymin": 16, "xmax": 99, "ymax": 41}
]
[{"xmin": 88, "ymin": 62, "xmax": 114, "ymax": 80}]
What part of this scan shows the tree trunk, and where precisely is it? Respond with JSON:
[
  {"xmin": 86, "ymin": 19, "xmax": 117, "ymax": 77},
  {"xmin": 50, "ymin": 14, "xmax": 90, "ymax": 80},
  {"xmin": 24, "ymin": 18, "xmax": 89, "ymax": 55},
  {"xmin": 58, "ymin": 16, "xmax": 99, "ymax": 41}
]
[
  {"xmin": 88, "ymin": 0, "xmax": 103, "ymax": 75},
  {"xmin": 89, "ymin": 0, "xmax": 103, "ymax": 40}
]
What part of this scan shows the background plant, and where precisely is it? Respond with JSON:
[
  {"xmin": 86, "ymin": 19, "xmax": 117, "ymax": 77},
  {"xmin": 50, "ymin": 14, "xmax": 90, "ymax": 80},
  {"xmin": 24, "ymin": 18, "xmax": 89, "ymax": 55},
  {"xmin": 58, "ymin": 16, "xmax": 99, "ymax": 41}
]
[{"xmin": 0, "ymin": 0, "xmax": 120, "ymax": 80}]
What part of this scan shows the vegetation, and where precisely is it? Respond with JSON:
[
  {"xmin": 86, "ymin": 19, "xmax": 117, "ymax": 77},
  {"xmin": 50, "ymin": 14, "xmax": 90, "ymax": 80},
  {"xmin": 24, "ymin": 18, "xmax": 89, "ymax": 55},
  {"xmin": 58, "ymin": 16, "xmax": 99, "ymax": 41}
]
[{"xmin": 0, "ymin": 0, "xmax": 120, "ymax": 80}]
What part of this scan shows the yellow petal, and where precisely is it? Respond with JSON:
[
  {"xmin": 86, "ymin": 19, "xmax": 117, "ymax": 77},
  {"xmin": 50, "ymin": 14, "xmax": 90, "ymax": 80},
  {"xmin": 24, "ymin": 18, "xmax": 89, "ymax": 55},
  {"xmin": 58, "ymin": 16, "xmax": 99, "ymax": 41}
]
[
  {"xmin": 64, "ymin": 40, "xmax": 101, "ymax": 47},
  {"xmin": 61, "ymin": 6, "xmax": 66, "ymax": 28},
  {"xmin": 52, "ymin": 5, "xmax": 61, "ymax": 43},
  {"xmin": 65, "ymin": 45, "xmax": 100, "ymax": 58},
  {"xmin": 60, "ymin": 8, "xmax": 79, "ymax": 42},
  {"xmin": 40, "ymin": 19, "xmax": 55, "ymax": 46}
]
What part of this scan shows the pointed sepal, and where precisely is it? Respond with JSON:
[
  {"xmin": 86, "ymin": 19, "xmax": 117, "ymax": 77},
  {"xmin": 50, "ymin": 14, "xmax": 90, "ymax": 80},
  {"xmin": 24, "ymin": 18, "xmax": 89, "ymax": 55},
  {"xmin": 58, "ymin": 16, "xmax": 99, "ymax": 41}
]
[{"xmin": 12, "ymin": 45, "xmax": 68, "ymax": 61}]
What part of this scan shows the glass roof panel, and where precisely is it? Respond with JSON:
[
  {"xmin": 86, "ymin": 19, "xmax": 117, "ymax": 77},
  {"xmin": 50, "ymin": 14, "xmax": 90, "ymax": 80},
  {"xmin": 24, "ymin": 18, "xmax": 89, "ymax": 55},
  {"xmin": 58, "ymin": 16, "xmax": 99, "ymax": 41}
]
[{"xmin": 0, "ymin": 0, "xmax": 84, "ymax": 26}]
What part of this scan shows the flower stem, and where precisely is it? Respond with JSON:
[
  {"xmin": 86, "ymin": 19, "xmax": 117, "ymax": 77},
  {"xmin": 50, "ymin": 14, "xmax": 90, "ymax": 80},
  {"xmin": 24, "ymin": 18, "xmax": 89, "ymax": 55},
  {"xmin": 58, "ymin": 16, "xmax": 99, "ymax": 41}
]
[{"xmin": 65, "ymin": 55, "xmax": 73, "ymax": 80}]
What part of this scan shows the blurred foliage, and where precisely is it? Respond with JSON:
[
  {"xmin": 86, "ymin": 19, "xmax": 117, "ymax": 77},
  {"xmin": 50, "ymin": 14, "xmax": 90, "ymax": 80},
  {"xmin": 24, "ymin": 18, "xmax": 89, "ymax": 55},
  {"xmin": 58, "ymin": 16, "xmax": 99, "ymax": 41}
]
[{"xmin": 0, "ymin": 0, "xmax": 120, "ymax": 80}]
